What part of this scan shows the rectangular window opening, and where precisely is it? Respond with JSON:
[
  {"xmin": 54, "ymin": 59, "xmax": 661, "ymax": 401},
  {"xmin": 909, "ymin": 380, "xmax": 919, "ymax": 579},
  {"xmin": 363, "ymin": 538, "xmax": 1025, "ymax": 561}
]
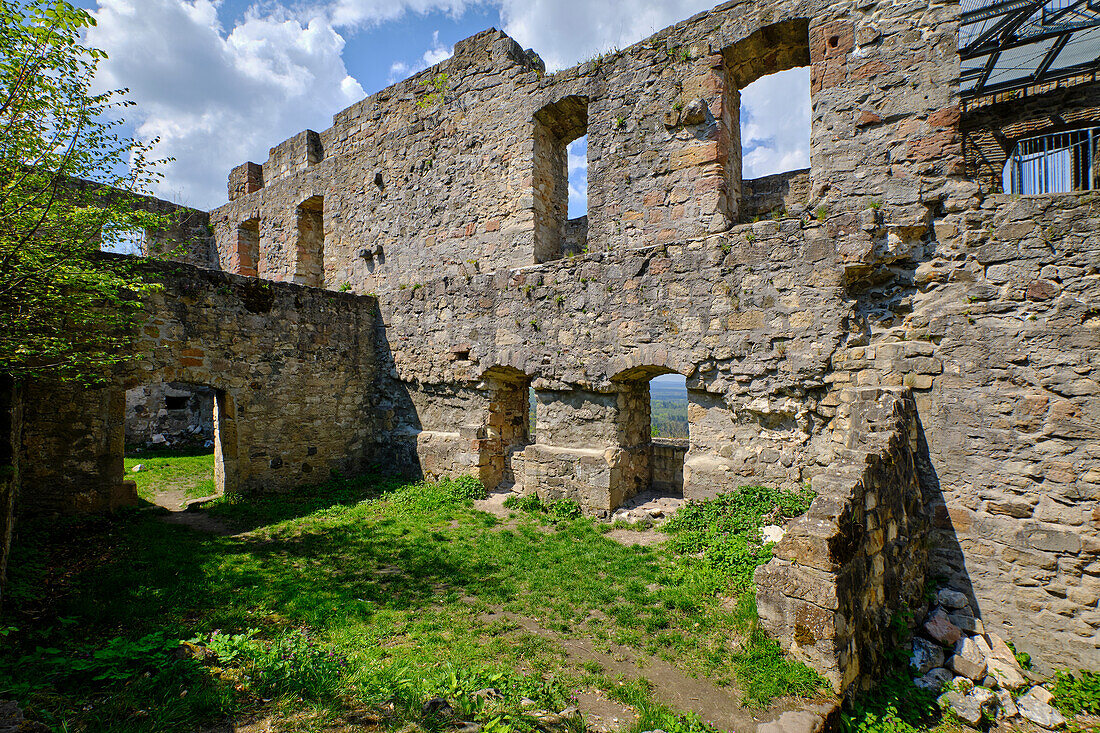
[
  {"xmin": 236, "ymin": 218, "xmax": 260, "ymax": 277},
  {"xmin": 533, "ymin": 95, "xmax": 588, "ymax": 262},
  {"xmin": 295, "ymin": 196, "xmax": 324, "ymax": 287}
]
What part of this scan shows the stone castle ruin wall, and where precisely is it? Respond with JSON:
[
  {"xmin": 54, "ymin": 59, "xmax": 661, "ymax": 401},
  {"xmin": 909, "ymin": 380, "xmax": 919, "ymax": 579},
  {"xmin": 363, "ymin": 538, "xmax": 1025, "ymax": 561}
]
[{"xmin": 9, "ymin": 0, "xmax": 1099, "ymax": 698}]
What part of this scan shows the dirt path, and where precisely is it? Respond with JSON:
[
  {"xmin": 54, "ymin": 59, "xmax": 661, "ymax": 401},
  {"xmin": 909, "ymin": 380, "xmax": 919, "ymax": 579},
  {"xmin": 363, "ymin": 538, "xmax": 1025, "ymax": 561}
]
[{"xmin": 478, "ymin": 607, "xmax": 826, "ymax": 733}]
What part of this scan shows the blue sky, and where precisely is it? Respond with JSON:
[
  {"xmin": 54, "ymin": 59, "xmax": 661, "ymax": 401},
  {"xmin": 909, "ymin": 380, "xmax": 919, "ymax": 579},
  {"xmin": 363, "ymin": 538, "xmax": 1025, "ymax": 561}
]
[{"xmin": 75, "ymin": 1, "xmax": 809, "ymax": 213}]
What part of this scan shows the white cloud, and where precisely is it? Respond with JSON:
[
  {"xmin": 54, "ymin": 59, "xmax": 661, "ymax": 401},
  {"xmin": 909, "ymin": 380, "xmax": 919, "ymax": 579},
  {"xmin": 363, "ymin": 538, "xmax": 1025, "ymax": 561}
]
[
  {"xmin": 739, "ymin": 67, "xmax": 811, "ymax": 179},
  {"xmin": 327, "ymin": 0, "xmax": 473, "ymax": 29},
  {"xmin": 387, "ymin": 30, "xmax": 453, "ymax": 83},
  {"xmin": 567, "ymin": 136, "xmax": 587, "ymax": 217},
  {"xmin": 496, "ymin": 0, "xmax": 716, "ymax": 71},
  {"xmin": 86, "ymin": 0, "xmax": 810, "ymax": 211},
  {"xmin": 88, "ymin": 0, "xmax": 365, "ymax": 209}
]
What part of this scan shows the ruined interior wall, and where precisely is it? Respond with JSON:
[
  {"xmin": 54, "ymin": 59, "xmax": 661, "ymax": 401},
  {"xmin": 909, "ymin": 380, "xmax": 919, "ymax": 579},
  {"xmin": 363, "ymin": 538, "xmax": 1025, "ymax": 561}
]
[
  {"xmin": 371, "ymin": 219, "xmax": 850, "ymax": 512},
  {"xmin": 833, "ymin": 190, "xmax": 1100, "ymax": 671},
  {"xmin": 756, "ymin": 387, "xmax": 928, "ymax": 696},
  {"xmin": 19, "ymin": 262, "xmax": 379, "ymax": 513},
  {"xmin": 124, "ymin": 383, "xmax": 215, "ymax": 447}
]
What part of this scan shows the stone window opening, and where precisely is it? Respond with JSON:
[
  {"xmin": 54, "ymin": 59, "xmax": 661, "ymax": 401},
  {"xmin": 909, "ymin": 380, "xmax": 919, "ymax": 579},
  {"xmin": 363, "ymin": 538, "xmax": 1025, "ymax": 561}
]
[
  {"xmin": 721, "ymin": 19, "xmax": 812, "ymax": 222},
  {"xmin": 563, "ymin": 135, "xmax": 588, "ymax": 256},
  {"xmin": 164, "ymin": 395, "xmax": 189, "ymax": 412},
  {"xmin": 120, "ymin": 382, "xmax": 239, "ymax": 507},
  {"xmin": 235, "ymin": 218, "xmax": 260, "ymax": 277},
  {"xmin": 294, "ymin": 195, "xmax": 324, "ymax": 287},
  {"xmin": 533, "ymin": 95, "xmax": 588, "ymax": 263}
]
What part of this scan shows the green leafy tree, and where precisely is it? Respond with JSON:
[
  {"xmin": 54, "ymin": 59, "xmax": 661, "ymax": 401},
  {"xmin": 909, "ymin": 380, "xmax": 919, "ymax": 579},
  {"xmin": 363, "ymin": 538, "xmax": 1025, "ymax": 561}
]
[{"xmin": 0, "ymin": 0, "xmax": 172, "ymax": 607}]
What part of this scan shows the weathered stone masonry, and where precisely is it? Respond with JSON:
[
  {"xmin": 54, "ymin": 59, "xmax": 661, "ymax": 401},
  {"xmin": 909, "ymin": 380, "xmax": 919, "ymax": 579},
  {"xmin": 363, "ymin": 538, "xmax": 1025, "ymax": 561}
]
[
  {"xmin": 13, "ymin": 0, "xmax": 1100, "ymax": 699},
  {"xmin": 19, "ymin": 260, "xmax": 378, "ymax": 513}
]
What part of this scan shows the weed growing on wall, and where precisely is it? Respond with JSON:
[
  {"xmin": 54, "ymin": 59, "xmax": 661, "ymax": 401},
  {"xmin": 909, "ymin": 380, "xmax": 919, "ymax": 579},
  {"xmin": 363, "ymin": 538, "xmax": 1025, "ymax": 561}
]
[
  {"xmin": 1051, "ymin": 670, "xmax": 1100, "ymax": 716},
  {"xmin": 662, "ymin": 484, "xmax": 815, "ymax": 590}
]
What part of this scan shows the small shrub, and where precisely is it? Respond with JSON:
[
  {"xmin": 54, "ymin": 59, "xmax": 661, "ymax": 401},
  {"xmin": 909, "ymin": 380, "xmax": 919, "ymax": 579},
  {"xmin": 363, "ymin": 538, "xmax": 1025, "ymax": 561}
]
[
  {"xmin": 1051, "ymin": 669, "xmax": 1100, "ymax": 716},
  {"xmin": 663, "ymin": 485, "xmax": 814, "ymax": 589},
  {"xmin": 202, "ymin": 627, "xmax": 349, "ymax": 700},
  {"xmin": 502, "ymin": 494, "xmax": 582, "ymax": 523},
  {"xmin": 840, "ymin": 671, "xmax": 941, "ymax": 733}
]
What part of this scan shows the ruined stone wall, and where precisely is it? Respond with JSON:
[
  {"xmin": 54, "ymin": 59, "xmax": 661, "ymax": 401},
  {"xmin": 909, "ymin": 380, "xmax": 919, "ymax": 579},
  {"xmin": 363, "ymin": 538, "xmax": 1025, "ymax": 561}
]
[
  {"xmin": 18, "ymin": 261, "xmax": 379, "ymax": 513},
  {"xmin": 815, "ymin": 190, "xmax": 1100, "ymax": 671},
  {"xmin": 65, "ymin": 178, "xmax": 216, "ymax": 267},
  {"xmin": 651, "ymin": 439, "xmax": 688, "ymax": 493},
  {"xmin": 211, "ymin": 0, "xmax": 966, "ymax": 293},
  {"xmin": 124, "ymin": 383, "xmax": 215, "ymax": 448},
  {"xmin": 369, "ymin": 219, "xmax": 851, "ymax": 513},
  {"xmin": 153, "ymin": 0, "xmax": 1100, "ymax": 678},
  {"xmin": 756, "ymin": 386, "xmax": 928, "ymax": 696}
]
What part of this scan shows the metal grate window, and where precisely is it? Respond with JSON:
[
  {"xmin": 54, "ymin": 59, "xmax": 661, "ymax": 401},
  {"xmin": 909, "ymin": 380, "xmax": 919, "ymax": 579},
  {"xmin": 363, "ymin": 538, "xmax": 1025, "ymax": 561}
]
[{"xmin": 1005, "ymin": 126, "xmax": 1100, "ymax": 194}]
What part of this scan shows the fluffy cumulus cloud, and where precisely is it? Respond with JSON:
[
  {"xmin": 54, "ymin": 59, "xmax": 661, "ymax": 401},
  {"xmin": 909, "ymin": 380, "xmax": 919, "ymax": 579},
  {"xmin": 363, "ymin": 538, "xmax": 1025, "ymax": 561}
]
[
  {"xmin": 388, "ymin": 30, "xmax": 453, "ymax": 83},
  {"xmin": 87, "ymin": 0, "xmax": 366, "ymax": 208},
  {"xmin": 739, "ymin": 67, "xmax": 811, "ymax": 179},
  {"xmin": 87, "ymin": 0, "xmax": 809, "ymax": 210}
]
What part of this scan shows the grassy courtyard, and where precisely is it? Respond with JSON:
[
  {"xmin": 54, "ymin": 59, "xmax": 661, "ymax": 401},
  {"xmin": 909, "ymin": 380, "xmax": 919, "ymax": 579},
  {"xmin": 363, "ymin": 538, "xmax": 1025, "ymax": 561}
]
[
  {"xmin": 124, "ymin": 448, "xmax": 217, "ymax": 507},
  {"xmin": 0, "ymin": 470, "xmax": 827, "ymax": 733}
]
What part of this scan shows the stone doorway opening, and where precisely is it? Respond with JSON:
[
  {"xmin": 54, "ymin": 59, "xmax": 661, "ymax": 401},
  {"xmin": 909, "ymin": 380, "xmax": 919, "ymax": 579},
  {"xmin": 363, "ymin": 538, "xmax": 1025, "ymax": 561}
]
[
  {"xmin": 120, "ymin": 382, "xmax": 238, "ymax": 510},
  {"xmin": 482, "ymin": 366, "xmax": 533, "ymax": 492}
]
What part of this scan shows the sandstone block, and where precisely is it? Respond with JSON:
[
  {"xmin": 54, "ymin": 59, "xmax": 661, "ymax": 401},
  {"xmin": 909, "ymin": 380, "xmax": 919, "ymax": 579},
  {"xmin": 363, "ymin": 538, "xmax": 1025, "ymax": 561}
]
[
  {"xmin": 937, "ymin": 588, "xmax": 968, "ymax": 609},
  {"xmin": 1017, "ymin": 687, "xmax": 1066, "ymax": 729},
  {"xmin": 984, "ymin": 633, "xmax": 1027, "ymax": 690},
  {"xmin": 911, "ymin": 637, "xmax": 945, "ymax": 674},
  {"xmin": 924, "ymin": 607, "xmax": 963, "ymax": 646},
  {"xmin": 914, "ymin": 667, "xmax": 953, "ymax": 691},
  {"xmin": 948, "ymin": 636, "xmax": 988, "ymax": 681}
]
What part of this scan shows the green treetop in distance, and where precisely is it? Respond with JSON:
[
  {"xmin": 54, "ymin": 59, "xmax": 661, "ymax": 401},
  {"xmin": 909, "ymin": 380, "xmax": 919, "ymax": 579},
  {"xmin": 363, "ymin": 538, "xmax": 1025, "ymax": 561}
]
[{"xmin": 0, "ymin": 0, "xmax": 174, "ymax": 385}]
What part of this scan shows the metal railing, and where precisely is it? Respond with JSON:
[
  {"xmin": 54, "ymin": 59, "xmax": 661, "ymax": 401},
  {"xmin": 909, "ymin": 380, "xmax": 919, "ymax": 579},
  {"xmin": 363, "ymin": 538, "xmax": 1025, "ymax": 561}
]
[{"xmin": 1006, "ymin": 126, "xmax": 1099, "ymax": 194}]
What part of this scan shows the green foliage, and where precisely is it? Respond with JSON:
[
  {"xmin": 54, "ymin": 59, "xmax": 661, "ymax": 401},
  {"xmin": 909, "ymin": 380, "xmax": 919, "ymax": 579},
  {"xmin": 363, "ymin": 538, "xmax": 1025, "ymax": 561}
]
[
  {"xmin": 606, "ymin": 677, "xmax": 716, "ymax": 733},
  {"xmin": 416, "ymin": 72, "xmax": 450, "ymax": 108},
  {"xmin": 663, "ymin": 485, "xmax": 814, "ymax": 590},
  {"xmin": 201, "ymin": 627, "xmax": 349, "ymax": 700},
  {"xmin": 734, "ymin": 630, "xmax": 824, "ymax": 706},
  {"xmin": 0, "ymin": 0, "xmax": 173, "ymax": 382},
  {"xmin": 124, "ymin": 450, "xmax": 216, "ymax": 504},
  {"xmin": 503, "ymin": 494, "xmax": 583, "ymax": 523},
  {"xmin": 1006, "ymin": 640, "xmax": 1032, "ymax": 670},
  {"xmin": 2, "ymin": 472, "xmax": 828, "ymax": 729},
  {"xmin": 840, "ymin": 672, "xmax": 942, "ymax": 733},
  {"xmin": 650, "ymin": 398, "xmax": 688, "ymax": 438},
  {"xmin": 31, "ymin": 631, "xmax": 181, "ymax": 683},
  {"xmin": 815, "ymin": 205, "xmax": 828, "ymax": 221},
  {"xmin": 1051, "ymin": 669, "xmax": 1100, "ymax": 716}
]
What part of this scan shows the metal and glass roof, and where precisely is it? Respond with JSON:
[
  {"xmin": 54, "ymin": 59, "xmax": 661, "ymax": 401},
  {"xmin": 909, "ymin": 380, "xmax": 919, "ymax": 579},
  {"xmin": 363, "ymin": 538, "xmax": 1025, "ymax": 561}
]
[{"xmin": 960, "ymin": 0, "xmax": 1100, "ymax": 100}]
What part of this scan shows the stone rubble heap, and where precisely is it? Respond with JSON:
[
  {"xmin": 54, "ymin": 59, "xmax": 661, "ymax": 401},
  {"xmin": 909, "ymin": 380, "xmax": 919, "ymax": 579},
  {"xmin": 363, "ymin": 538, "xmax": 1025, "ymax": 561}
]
[
  {"xmin": 912, "ymin": 588, "xmax": 1069, "ymax": 730},
  {"xmin": 609, "ymin": 490, "xmax": 685, "ymax": 524}
]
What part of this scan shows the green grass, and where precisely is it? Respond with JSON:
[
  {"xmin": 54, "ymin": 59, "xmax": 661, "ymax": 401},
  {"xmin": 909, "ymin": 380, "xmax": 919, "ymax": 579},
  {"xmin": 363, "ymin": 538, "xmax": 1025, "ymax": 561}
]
[
  {"xmin": 1, "ymin": 474, "xmax": 825, "ymax": 732},
  {"xmin": 124, "ymin": 448, "xmax": 216, "ymax": 504}
]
